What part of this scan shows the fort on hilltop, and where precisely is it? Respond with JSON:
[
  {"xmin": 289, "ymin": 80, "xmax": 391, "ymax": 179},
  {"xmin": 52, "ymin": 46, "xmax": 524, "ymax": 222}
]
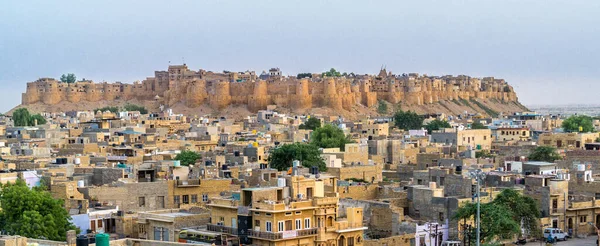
[{"xmin": 21, "ymin": 64, "xmax": 526, "ymax": 116}]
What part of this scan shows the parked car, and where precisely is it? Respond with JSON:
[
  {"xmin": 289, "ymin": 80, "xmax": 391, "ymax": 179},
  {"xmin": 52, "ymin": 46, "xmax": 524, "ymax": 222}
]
[{"xmin": 543, "ymin": 228, "xmax": 568, "ymax": 241}]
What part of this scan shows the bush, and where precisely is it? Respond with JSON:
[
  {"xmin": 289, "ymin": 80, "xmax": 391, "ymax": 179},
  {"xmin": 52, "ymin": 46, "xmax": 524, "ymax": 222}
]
[{"xmin": 124, "ymin": 104, "xmax": 148, "ymax": 114}]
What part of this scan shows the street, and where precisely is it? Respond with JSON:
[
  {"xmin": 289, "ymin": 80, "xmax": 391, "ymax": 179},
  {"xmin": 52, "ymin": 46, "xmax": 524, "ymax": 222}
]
[{"xmin": 524, "ymin": 236, "xmax": 598, "ymax": 246}]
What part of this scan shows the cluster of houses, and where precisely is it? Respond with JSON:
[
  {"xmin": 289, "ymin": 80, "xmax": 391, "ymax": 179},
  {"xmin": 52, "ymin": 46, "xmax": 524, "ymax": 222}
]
[{"xmin": 2, "ymin": 108, "xmax": 600, "ymax": 246}]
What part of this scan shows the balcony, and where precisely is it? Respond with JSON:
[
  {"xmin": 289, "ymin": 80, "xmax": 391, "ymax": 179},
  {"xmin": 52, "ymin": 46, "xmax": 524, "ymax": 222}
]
[
  {"xmin": 176, "ymin": 179, "xmax": 200, "ymax": 187},
  {"xmin": 249, "ymin": 228, "xmax": 318, "ymax": 240},
  {"xmin": 207, "ymin": 224, "xmax": 238, "ymax": 235}
]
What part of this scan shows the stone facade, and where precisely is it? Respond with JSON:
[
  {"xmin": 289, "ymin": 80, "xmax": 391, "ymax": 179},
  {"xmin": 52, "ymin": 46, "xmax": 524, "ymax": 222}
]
[{"xmin": 22, "ymin": 65, "xmax": 521, "ymax": 114}]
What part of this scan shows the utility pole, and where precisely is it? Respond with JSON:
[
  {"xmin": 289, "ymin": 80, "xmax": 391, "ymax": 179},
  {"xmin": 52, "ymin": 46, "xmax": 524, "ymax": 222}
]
[
  {"xmin": 476, "ymin": 176, "xmax": 480, "ymax": 246},
  {"xmin": 470, "ymin": 169, "xmax": 486, "ymax": 246}
]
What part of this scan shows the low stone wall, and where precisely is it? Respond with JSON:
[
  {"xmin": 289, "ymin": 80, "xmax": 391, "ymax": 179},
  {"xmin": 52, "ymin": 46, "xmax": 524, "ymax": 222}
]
[{"xmin": 364, "ymin": 234, "xmax": 414, "ymax": 246}]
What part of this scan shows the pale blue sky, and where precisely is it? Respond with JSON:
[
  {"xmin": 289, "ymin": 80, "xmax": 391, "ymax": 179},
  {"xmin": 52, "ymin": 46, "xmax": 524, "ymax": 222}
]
[{"xmin": 1, "ymin": 0, "xmax": 599, "ymax": 113}]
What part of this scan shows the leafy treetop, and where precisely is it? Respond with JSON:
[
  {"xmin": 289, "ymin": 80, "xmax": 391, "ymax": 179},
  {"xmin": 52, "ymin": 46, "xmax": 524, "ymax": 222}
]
[
  {"xmin": 471, "ymin": 122, "xmax": 488, "ymax": 129},
  {"xmin": 297, "ymin": 73, "xmax": 312, "ymax": 79},
  {"xmin": 0, "ymin": 179, "xmax": 78, "ymax": 241},
  {"xmin": 60, "ymin": 73, "xmax": 76, "ymax": 83},
  {"xmin": 393, "ymin": 110, "xmax": 423, "ymax": 131},
  {"xmin": 528, "ymin": 146, "xmax": 562, "ymax": 162},
  {"xmin": 561, "ymin": 115, "xmax": 595, "ymax": 133},
  {"xmin": 299, "ymin": 117, "xmax": 321, "ymax": 131},
  {"xmin": 310, "ymin": 124, "xmax": 353, "ymax": 151},
  {"xmin": 124, "ymin": 104, "xmax": 148, "ymax": 114},
  {"xmin": 424, "ymin": 119, "xmax": 451, "ymax": 134},
  {"xmin": 322, "ymin": 68, "xmax": 343, "ymax": 77},
  {"xmin": 377, "ymin": 100, "xmax": 388, "ymax": 114},
  {"xmin": 268, "ymin": 143, "xmax": 326, "ymax": 172},
  {"xmin": 175, "ymin": 150, "xmax": 201, "ymax": 166},
  {"xmin": 12, "ymin": 108, "xmax": 47, "ymax": 127},
  {"xmin": 454, "ymin": 189, "xmax": 540, "ymax": 244}
]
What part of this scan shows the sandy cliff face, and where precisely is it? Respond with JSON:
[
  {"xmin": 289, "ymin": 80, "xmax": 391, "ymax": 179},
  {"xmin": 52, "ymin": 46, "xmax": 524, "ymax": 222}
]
[{"xmin": 16, "ymin": 67, "xmax": 528, "ymax": 119}]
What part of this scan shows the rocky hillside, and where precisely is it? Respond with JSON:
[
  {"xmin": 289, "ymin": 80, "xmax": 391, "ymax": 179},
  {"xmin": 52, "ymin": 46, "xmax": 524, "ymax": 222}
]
[{"xmin": 10, "ymin": 98, "xmax": 528, "ymax": 120}]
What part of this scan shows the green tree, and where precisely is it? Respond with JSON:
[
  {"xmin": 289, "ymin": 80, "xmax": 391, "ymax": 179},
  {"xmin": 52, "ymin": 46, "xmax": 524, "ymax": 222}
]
[
  {"xmin": 528, "ymin": 146, "xmax": 562, "ymax": 162},
  {"xmin": 175, "ymin": 150, "xmax": 201, "ymax": 166},
  {"xmin": 310, "ymin": 124, "xmax": 353, "ymax": 150},
  {"xmin": 561, "ymin": 115, "xmax": 595, "ymax": 133},
  {"xmin": 124, "ymin": 104, "xmax": 148, "ymax": 114},
  {"xmin": 0, "ymin": 180, "xmax": 78, "ymax": 241},
  {"xmin": 471, "ymin": 122, "xmax": 488, "ymax": 129},
  {"xmin": 268, "ymin": 143, "xmax": 326, "ymax": 172},
  {"xmin": 492, "ymin": 189, "xmax": 541, "ymax": 239},
  {"xmin": 377, "ymin": 100, "xmax": 388, "ymax": 114},
  {"xmin": 29, "ymin": 114, "xmax": 47, "ymax": 126},
  {"xmin": 13, "ymin": 108, "xmax": 31, "ymax": 126},
  {"xmin": 393, "ymin": 110, "xmax": 423, "ymax": 131},
  {"xmin": 454, "ymin": 189, "xmax": 540, "ymax": 244},
  {"xmin": 322, "ymin": 68, "xmax": 342, "ymax": 77},
  {"xmin": 299, "ymin": 117, "xmax": 321, "ymax": 130},
  {"xmin": 424, "ymin": 119, "xmax": 451, "ymax": 134},
  {"xmin": 297, "ymin": 73, "xmax": 312, "ymax": 79},
  {"xmin": 12, "ymin": 108, "xmax": 46, "ymax": 126},
  {"xmin": 60, "ymin": 73, "xmax": 76, "ymax": 83}
]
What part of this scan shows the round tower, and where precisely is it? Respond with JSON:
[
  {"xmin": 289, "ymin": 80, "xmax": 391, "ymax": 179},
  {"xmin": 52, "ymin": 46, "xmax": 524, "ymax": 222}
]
[
  {"xmin": 67, "ymin": 84, "xmax": 82, "ymax": 103},
  {"xmin": 324, "ymin": 78, "xmax": 336, "ymax": 95},
  {"xmin": 209, "ymin": 81, "xmax": 232, "ymax": 109},
  {"xmin": 248, "ymin": 80, "xmax": 269, "ymax": 112},
  {"xmin": 186, "ymin": 80, "xmax": 207, "ymax": 107},
  {"xmin": 42, "ymin": 81, "xmax": 61, "ymax": 105}
]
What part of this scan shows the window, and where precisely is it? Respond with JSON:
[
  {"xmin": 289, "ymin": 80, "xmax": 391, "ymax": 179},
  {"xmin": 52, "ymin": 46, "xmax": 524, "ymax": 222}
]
[
  {"xmin": 182, "ymin": 195, "xmax": 189, "ymax": 204},
  {"xmin": 154, "ymin": 227, "xmax": 169, "ymax": 241},
  {"xmin": 348, "ymin": 237, "xmax": 355, "ymax": 246},
  {"xmin": 138, "ymin": 197, "xmax": 145, "ymax": 207},
  {"xmin": 278, "ymin": 221, "xmax": 285, "ymax": 232},
  {"xmin": 266, "ymin": 222, "xmax": 272, "ymax": 232},
  {"xmin": 304, "ymin": 218, "xmax": 311, "ymax": 229},
  {"xmin": 255, "ymin": 220, "xmax": 260, "ymax": 228},
  {"xmin": 295, "ymin": 211, "xmax": 302, "ymax": 215},
  {"xmin": 202, "ymin": 194, "xmax": 209, "ymax": 202},
  {"xmin": 219, "ymin": 217, "xmax": 224, "ymax": 222},
  {"xmin": 98, "ymin": 219, "xmax": 103, "ymax": 228},
  {"xmin": 580, "ymin": 216, "xmax": 587, "ymax": 223},
  {"xmin": 285, "ymin": 212, "xmax": 293, "ymax": 216},
  {"xmin": 174, "ymin": 195, "xmax": 180, "ymax": 205},
  {"xmin": 157, "ymin": 196, "xmax": 165, "ymax": 209},
  {"xmin": 296, "ymin": 219, "xmax": 302, "ymax": 230}
]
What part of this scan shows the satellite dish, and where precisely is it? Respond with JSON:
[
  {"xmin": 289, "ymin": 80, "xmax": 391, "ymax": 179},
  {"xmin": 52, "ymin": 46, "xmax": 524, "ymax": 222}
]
[{"xmin": 458, "ymin": 125, "xmax": 465, "ymax": 131}]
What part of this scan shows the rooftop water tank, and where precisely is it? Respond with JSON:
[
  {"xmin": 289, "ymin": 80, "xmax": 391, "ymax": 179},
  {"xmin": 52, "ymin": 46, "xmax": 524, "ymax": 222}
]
[
  {"xmin": 277, "ymin": 178, "xmax": 286, "ymax": 187},
  {"xmin": 95, "ymin": 233, "xmax": 109, "ymax": 246}
]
